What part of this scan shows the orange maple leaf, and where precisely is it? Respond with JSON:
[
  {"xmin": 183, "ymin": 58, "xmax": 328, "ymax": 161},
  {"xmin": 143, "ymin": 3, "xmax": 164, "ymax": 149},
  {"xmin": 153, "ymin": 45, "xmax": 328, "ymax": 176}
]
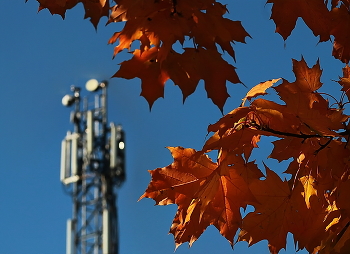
[
  {"xmin": 274, "ymin": 58, "xmax": 347, "ymax": 136},
  {"xmin": 238, "ymin": 165, "xmax": 337, "ymax": 254},
  {"xmin": 238, "ymin": 166, "xmax": 293, "ymax": 253},
  {"xmin": 241, "ymin": 78, "xmax": 281, "ymax": 106},
  {"xmin": 203, "ymin": 128, "xmax": 260, "ymax": 161},
  {"xmin": 207, "ymin": 107, "xmax": 252, "ymax": 136},
  {"xmin": 140, "ymin": 147, "xmax": 261, "ymax": 247},
  {"xmin": 269, "ymin": 137, "xmax": 306, "ymax": 162},
  {"xmin": 300, "ymin": 174, "xmax": 318, "ymax": 208},
  {"xmin": 250, "ymin": 98, "xmax": 303, "ymax": 135}
]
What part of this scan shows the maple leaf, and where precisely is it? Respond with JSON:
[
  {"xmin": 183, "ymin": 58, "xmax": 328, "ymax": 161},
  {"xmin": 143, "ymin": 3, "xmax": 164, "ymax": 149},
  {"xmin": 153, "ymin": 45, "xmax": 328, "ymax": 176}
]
[
  {"xmin": 207, "ymin": 107, "xmax": 252, "ymax": 136},
  {"xmin": 140, "ymin": 147, "xmax": 261, "ymax": 247},
  {"xmin": 162, "ymin": 47, "xmax": 242, "ymax": 110},
  {"xmin": 269, "ymin": 137, "xmax": 306, "ymax": 162},
  {"xmin": 250, "ymin": 98, "xmax": 303, "ymax": 135},
  {"xmin": 330, "ymin": 4, "xmax": 350, "ymax": 63},
  {"xmin": 279, "ymin": 138, "xmax": 350, "ymax": 199},
  {"xmin": 241, "ymin": 78, "xmax": 281, "ymax": 106},
  {"xmin": 114, "ymin": 47, "xmax": 241, "ymax": 110},
  {"xmin": 338, "ymin": 65, "xmax": 350, "ymax": 102},
  {"xmin": 29, "ymin": 0, "xmax": 109, "ymax": 28},
  {"xmin": 162, "ymin": 50, "xmax": 201, "ymax": 102},
  {"xmin": 108, "ymin": 0, "xmax": 187, "ymax": 60},
  {"xmin": 239, "ymin": 165, "xmax": 340, "ymax": 254},
  {"xmin": 179, "ymin": 48, "xmax": 241, "ymax": 111},
  {"xmin": 300, "ymin": 174, "xmax": 318, "ymax": 208},
  {"xmin": 294, "ymin": 200, "xmax": 341, "ymax": 253},
  {"xmin": 322, "ymin": 140, "xmax": 350, "ymax": 179},
  {"xmin": 274, "ymin": 58, "xmax": 347, "ymax": 136},
  {"xmin": 238, "ymin": 165, "xmax": 295, "ymax": 253},
  {"xmin": 113, "ymin": 48, "xmax": 169, "ymax": 109},
  {"xmin": 107, "ymin": 0, "xmax": 248, "ymax": 109},
  {"xmin": 188, "ymin": 2, "xmax": 250, "ymax": 60},
  {"xmin": 267, "ymin": 0, "xmax": 330, "ymax": 41},
  {"xmin": 108, "ymin": 0, "xmax": 249, "ymax": 60},
  {"xmin": 199, "ymin": 56, "xmax": 350, "ymax": 252},
  {"xmin": 203, "ymin": 128, "xmax": 261, "ymax": 161}
]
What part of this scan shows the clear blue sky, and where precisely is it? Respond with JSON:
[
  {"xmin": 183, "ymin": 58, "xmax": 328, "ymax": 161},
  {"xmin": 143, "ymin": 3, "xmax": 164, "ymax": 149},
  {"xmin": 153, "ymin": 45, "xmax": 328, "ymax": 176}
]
[{"xmin": 0, "ymin": 1, "xmax": 344, "ymax": 254}]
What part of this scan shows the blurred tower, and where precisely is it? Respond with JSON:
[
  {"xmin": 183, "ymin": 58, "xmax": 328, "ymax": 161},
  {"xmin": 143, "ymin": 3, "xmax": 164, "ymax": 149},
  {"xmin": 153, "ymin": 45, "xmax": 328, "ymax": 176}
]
[{"xmin": 60, "ymin": 80, "xmax": 125, "ymax": 254}]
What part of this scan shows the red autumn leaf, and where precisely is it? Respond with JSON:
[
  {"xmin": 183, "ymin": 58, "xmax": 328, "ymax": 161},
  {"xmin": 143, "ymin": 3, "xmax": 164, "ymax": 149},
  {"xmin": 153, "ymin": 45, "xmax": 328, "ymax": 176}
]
[
  {"xmin": 188, "ymin": 2, "xmax": 250, "ymax": 60},
  {"xmin": 181, "ymin": 48, "xmax": 241, "ymax": 111},
  {"xmin": 108, "ymin": 0, "xmax": 188, "ymax": 60},
  {"xmin": 338, "ymin": 65, "xmax": 350, "ymax": 102},
  {"xmin": 114, "ymin": 47, "xmax": 241, "ymax": 110},
  {"xmin": 107, "ymin": 0, "xmax": 248, "ymax": 109},
  {"xmin": 114, "ymin": 47, "xmax": 169, "ymax": 108},
  {"xmin": 108, "ymin": 1, "xmax": 249, "ymax": 60},
  {"xmin": 267, "ymin": 0, "xmax": 330, "ymax": 41},
  {"xmin": 330, "ymin": 4, "xmax": 350, "ymax": 63},
  {"xmin": 269, "ymin": 137, "xmax": 305, "ymax": 162},
  {"xmin": 32, "ymin": 0, "xmax": 250, "ymax": 110},
  {"xmin": 29, "ymin": 0, "xmax": 109, "ymax": 28},
  {"xmin": 164, "ymin": 47, "xmax": 242, "ymax": 109}
]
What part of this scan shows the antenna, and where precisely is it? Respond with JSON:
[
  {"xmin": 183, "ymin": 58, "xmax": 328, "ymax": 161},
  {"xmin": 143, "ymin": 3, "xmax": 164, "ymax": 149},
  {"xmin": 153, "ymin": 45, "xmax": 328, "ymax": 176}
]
[
  {"xmin": 86, "ymin": 110, "xmax": 94, "ymax": 155},
  {"xmin": 110, "ymin": 123, "xmax": 125, "ymax": 182},
  {"xmin": 60, "ymin": 79, "xmax": 125, "ymax": 254}
]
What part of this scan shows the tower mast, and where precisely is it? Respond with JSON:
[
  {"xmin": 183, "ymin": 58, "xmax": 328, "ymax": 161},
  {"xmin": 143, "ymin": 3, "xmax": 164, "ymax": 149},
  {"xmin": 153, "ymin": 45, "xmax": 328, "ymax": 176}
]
[{"xmin": 60, "ymin": 80, "xmax": 125, "ymax": 254}]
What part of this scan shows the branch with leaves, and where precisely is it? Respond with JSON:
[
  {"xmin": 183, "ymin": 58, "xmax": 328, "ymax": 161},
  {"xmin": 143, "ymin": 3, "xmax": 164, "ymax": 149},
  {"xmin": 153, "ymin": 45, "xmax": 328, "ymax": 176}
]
[
  {"xmin": 141, "ymin": 59, "xmax": 350, "ymax": 254},
  {"xmin": 28, "ymin": 0, "xmax": 350, "ymax": 253}
]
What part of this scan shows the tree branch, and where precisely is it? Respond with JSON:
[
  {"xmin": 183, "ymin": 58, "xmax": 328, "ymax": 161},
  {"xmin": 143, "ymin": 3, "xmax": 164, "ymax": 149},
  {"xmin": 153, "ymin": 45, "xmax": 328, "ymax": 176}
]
[{"xmin": 260, "ymin": 126, "xmax": 333, "ymax": 139}]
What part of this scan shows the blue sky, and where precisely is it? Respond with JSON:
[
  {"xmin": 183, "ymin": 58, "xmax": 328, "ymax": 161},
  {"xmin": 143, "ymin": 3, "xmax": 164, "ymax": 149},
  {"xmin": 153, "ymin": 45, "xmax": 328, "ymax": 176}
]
[{"xmin": 0, "ymin": 1, "xmax": 345, "ymax": 254}]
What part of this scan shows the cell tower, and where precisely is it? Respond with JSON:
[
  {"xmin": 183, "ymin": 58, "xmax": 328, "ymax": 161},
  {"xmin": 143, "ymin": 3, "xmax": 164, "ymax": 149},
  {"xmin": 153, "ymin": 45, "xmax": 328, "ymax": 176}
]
[{"xmin": 60, "ymin": 79, "xmax": 125, "ymax": 254}]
